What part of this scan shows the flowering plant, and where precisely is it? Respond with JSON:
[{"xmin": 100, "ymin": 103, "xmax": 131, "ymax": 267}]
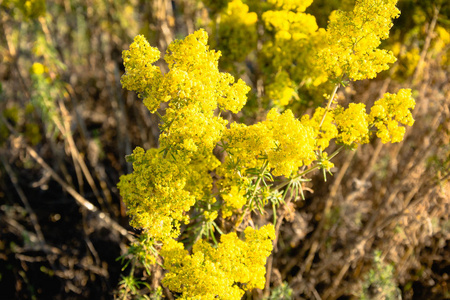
[{"xmin": 118, "ymin": 0, "xmax": 415, "ymax": 298}]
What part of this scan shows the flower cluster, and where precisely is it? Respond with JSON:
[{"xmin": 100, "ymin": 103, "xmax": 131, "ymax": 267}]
[
  {"xmin": 219, "ymin": 88, "xmax": 415, "ymax": 215},
  {"xmin": 119, "ymin": 30, "xmax": 255, "ymax": 242},
  {"xmin": 221, "ymin": 185, "xmax": 248, "ymax": 218},
  {"xmin": 266, "ymin": 0, "xmax": 314, "ymax": 11},
  {"xmin": 160, "ymin": 225, "xmax": 275, "ymax": 299},
  {"xmin": 121, "ymin": 35, "xmax": 162, "ymax": 110},
  {"xmin": 265, "ymin": 70, "xmax": 296, "ymax": 107},
  {"xmin": 117, "ymin": 147, "xmax": 221, "ymax": 241},
  {"xmin": 117, "ymin": 148, "xmax": 195, "ymax": 240},
  {"xmin": 161, "ymin": 105, "xmax": 228, "ymax": 155},
  {"xmin": 265, "ymin": 109, "xmax": 316, "ymax": 176},
  {"xmin": 223, "ymin": 122, "xmax": 273, "ymax": 170},
  {"xmin": 301, "ymin": 106, "xmax": 338, "ymax": 150},
  {"xmin": 118, "ymin": 6, "xmax": 416, "ymax": 295},
  {"xmin": 204, "ymin": 0, "xmax": 333, "ymax": 109},
  {"xmin": 162, "ymin": 31, "xmax": 249, "ymax": 156},
  {"xmin": 369, "ymin": 89, "xmax": 415, "ymax": 143},
  {"xmin": 261, "ymin": 4, "xmax": 327, "ymax": 106},
  {"xmin": 121, "ymin": 30, "xmax": 250, "ymax": 158},
  {"xmin": 334, "ymin": 103, "xmax": 370, "ymax": 145},
  {"xmin": 213, "ymin": 0, "xmax": 258, "ymax": 66},
  {"xmin": 317, "ymin": 0, "xmax": 400, "ymax": 80},
  {"xmin": 30, "ymin": 62, "xmax": 46, "ymax": 75},
  {"xmin": 224, "ymin": 108, "xmax": 316, "ymax": 178}
]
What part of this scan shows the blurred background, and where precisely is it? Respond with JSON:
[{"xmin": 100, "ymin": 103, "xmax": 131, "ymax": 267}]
[{"xmin": 0, "ymin": 0, "xmax": 448, "ymax": 299}]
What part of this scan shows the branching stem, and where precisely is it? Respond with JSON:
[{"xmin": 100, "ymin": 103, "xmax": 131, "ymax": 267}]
[{"xmin": 319, "ymin": 80, "xmax": 341, "ymax": 129}]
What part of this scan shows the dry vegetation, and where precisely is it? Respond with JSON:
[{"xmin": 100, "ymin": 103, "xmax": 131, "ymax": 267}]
[{"xmin": 0, "ymin": 0, "xmax": 449, "ymax": 299}]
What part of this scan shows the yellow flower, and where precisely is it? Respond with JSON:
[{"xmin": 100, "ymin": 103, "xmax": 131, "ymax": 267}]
[
  {"xmin": 317, "ymin": 0, "xmax": 400, "ymax": 80},
  {"xmin": 224, "ymin": 121, "xmax": 274, "ymax": 170},
  {"xmin": 265, "ymin": 109, "xmax": 316, "ymax": 176},
  {"xmin": 319, "ymin": 152, "xmax": 335, "ymax": 171},
  {"xmin": 301, "ymin": 107, "xmax": 338, "ymax": 150},
  {"xmin": 223, "ymin": 109, "xmax": 316, "ymax": 177},
  {"xmin": 30, "ymin": 62, "xmax": 45, "ymax": 75},
  {"xmin": 267, "ymin": 0, "xmax": 313, "ymax": 11},
  {"xmin": 160, "ymin": 225, "xmax": 275, "ymax": 299},
  {"xmin": 334, "ymin": 103, "xmax": 370, "ymax": 145},
  {"xmin": 117, "ymin": 147, "xmax": 195, "ymax": 241},
  {"xmin": 121, "ymin": 35, "xmax": 163, "ymax": 112},
  {"xmin": 265, "ymin": 70, "xmax": 295, "ymax": 107},
  {"xmin": 203, "ymin": 211, "xmax": 218, "ymax": 222},
  {"xmin": 260, "ymin": 8, "xmax": 325, "ymax": 105},
  {"xmin": 221, "ymin": 185, "xmax": 248, "ymax": 217},
  {"xmin": 214, "ymin": 0, "xmax": 258, "ymax": 64},
  {"xmin": 160, "ymin": 104, "xmax": 228, "ymax": 155},
  {"xmin": 370, "ymin": 89, "xmax": 415, "ymax": 143}
]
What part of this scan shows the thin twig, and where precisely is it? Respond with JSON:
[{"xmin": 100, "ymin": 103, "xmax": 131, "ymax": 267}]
[
  {"xmin": 58, "ymin": 99, "xmax": 107, "ymax": 210},
  {"xmin": 1, "ymin": 115, "xmax": 134, "ymax": 243},
  {"xmin": 264, "ymin": 192, "xmax": 294, "ymax": 297},
  {"xmin": 0, "ymin": 155, "xmax": 46, "ymax": 245},
  {"xmin": 411, "ymin": 5, "xmax": 440, "ymax": 85}
]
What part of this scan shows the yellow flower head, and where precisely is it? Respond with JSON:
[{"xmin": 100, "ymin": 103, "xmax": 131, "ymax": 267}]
[
  {"xmin": 117, "ymin": 147, "xmax": 195, "ymax": 240},
  {"xmin": 370, "ymin": 89, "xmax": 415, "ymax": 143},
  {"xmin": 214, "ymin": 0, "xmax": 258, "ymax": 64},
  {"xmin": 301, "ymin": 106, "xmax": 338, "ymax": 150},
  {"xmin": 30, "ymin": 62, "xmax": 46, "ymax": 75},
  {"xmin": 265, "ymin": 70, "xmax": 295, "ymax": 107},
  {"xmin": 334, "ymin": 103, "xmax": 370, "ymax": 145},
  {"xmin": 265, "ymin": 109, "xmax": 316, "ymax": 176},
  {"xmin": 160, "ymin": 225, "xmax": 275, "ymax": 299},
  {"xmin": 267, "ymin": 0, "xmax": 313, "ymax": 11},
  {"xmin": 317, "ymin": 0, "xmax": 400, "ymax": 80}
]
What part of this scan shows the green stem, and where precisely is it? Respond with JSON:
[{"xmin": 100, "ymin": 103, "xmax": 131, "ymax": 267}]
[
  {"xmin": 273, "ymin": 145, "xmax": 345, "ymax": 192},
  {"xmin": 319, "ymin": 80, "xmax": 341, "ymax": 129},
  {"xmin": 328, "ymin": 145, "xmax": 345, "ymax": 160},
  {"xmin": 239, "ymin": 160, "xmax": 270, "ymax": 221},
  {"xmin": 281, "ymin": 181, "xmax": 292, "ymax": 203},
  {"xmin": 273, "ymin": 165, "xmax": 320, "ymax": 191},
  {"xmin": 210, "ymin": 225, "xmax": 218, "ymax": 245},
  {"xmin": 249, "ymin": 160, "xmax": 269, "ymax": 205},
  {"xmin": 272, "ymin": 202, "xmax": 277, "ymax": 225}
]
